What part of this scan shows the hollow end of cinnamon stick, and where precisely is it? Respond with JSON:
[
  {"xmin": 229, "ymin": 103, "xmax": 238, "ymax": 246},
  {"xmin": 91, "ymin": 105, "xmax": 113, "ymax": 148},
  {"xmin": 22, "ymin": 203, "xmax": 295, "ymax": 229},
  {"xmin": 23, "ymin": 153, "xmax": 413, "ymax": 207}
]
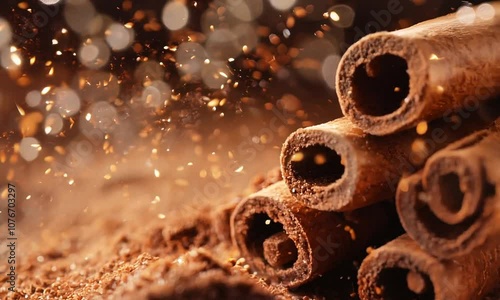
[
  {"xmin": 396, "ymin": 172, "xmax": 494, "ymax": 258},
  {"xmin": 423, "ymin": 153, "xmax": 485, "ymax": 225},
  {"xmin": 231, "ymin": 181, "xmax": 397, "ymax": 288},
  {"xmin": 358, "ymin": 234, "xmax": 500, "ymax": 300},
  {"xmin": 280, "ymin": 120, "xmax": 356, "ymax": 211},
  {"xmin": 336, "ymin": 4, "xmax": 500, "ymax": 135},
  {"xmin": 336, "ymin": 33, "xmax": 429, "ymax": 135}
]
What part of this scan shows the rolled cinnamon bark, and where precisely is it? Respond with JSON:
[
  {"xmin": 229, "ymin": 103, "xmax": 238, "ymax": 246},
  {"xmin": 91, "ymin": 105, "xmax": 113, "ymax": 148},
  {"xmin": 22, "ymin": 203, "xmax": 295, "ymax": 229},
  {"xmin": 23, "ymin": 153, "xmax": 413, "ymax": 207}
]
[
  {"xmin": 397, "ymin": 126, "xmax": 500, "ymax": 258},
  {"xmin": 358, "ymin": 234, "xmax": 500, "ymax": 300},
  {"xmin": 281, "ymin": 114, "xmax": 497, "ymax": 211},
  {"xmin": 336, "ymin": 2, "xmax": 500, "ymax": 135},
  {"xmin": 230, "ymin": 181, "xmax": 396, "ymax": 288}
]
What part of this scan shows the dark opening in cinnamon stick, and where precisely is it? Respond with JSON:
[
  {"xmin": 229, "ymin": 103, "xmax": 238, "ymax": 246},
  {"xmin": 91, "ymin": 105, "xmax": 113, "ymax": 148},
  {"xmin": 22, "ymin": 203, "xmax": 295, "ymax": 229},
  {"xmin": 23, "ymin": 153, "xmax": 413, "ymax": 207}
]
[
  {"xmin": 358, "ymin": 234, "xmax": 500, "ymax": 300},
  {"xmin": 397, "ymin": 126, "xmax": 500, "ymax": 258},
  {"xmin": 230, "ymin": 181, "xmax": 397, "ymax": 288},
  {"xmin": 281, "ymin": 113, "xmax": 498, "ymax": 211},
  {"xmin": 336, "ymin": 3, "xmax": 500, "ymax": 135}
]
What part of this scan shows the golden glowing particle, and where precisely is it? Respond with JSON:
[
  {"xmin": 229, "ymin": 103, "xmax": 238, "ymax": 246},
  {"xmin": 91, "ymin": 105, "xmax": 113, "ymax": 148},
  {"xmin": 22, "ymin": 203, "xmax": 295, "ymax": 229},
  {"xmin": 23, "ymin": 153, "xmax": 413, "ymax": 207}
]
[
  {"xmin": 416, "ymin": 121, "xmax": 428, "ymax": 135},
  {"xmin": 314, "ymin": 153, "xmax": 327, "ymax": 165},
  {"xmin": 61, "ymin": 28, "xmax": 68, "ymax": 34},
  {"xmin": 104, "ymin": 174, "xmax": 112, "ymax": 180},
  {"xmin": 207, "ymin": 99, "xmax": 219, "ymax": 107},
  {"xmin": 85, "ymin": 113, "xmax": 92, "ymax": 121},
  {"xmin": 1, "ymin": 188, "xmax": 7, "ymax": 200},
  {"xmin": 394, "ymin": 87, "xmax": 400, "ymax": 92},
  {"xmin": 52, "ymin": 39, "xmax": 58, "ymax": 45},
  {"xmin": 265, "ymin": 219, "xmax": 271, "ymax": 225},
  {"xmin": 154, "ymin": 169, "xmax": 160, "ymax": 178},
  {"xmin": 234, "ymin": 166, "xmax": 244, "ymax": 173},
  {"xmin": 45, "ymin": 168, "xmax": 52, "ymax": 175},
  {"xmin": 110, "ymin": 164, "xmax": 117, "ymax": 172},
  {"xmin": 291, "ymin": 151, "xmax": 304, "ymax": 162},
  {"xmin": 158, "ymin": 213, "xmax": 166, "ymax": 219},
  {"xmin": 152, "ymin": 196, "xmax": 160, "ymax": 204},
  {"xmin": 429, "ymin": 53, "xmax": 439, "ymax": 60},
  {"xmin": 30, "ymin": 56, "xmax": 36, "ymax": 65},
  {"xmin": 329, "ymin": 11, "xmax": 340, "ymax": 21},
  {"xmin": 68, "ymin": 179, "xmax": 75, "ymax": 185},
  {"xmin": 219, "ymin": 71, "xmax": 228, "ymax": 78},
  {"xmin": 344, "ymin": 225, "xmax": 356, "ymax": 240},
  {"xmin": 375, "ymin": 286, "xmax": 383, "ymax": 295},
  {"xmin": 48, "ymin": 67, "xmax": 54, "ymax": 76},
  {"xmin": 10, "ymin": 52, "xmax": 22, "ymax": 66},
  {"xmin": 56, "ymin": 51, "xmax": 62, "ymax": 56},
  {"xmin": 41, "ymin": 86, "xmax": 52, "ymax": 95},
  {"xmin": 16, "ymin": 104, "xmax": 25, "ymax": 116},
  {"xmin": 436, "ymin": 85, "xmax": 444, "ymax": 94}
]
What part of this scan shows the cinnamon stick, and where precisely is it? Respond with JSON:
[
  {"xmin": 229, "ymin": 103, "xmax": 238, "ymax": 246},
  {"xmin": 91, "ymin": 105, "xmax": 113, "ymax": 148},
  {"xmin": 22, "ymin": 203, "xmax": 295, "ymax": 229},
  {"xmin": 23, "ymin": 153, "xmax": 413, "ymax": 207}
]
[
  {"xmin": 281, "ymin": 113, "xmax": 498, "ymax": 211},
  {"xmin": 336, "ymin": 2, "xmax": 500, "ymax": 135},
  {"xmin": 358, "ymin": 234, "xmax": 500, "ymax": 300},
  {"xmin": 230, "ymin": 181, "xmax": 397, "ymax": 288},
  {"xmin": 397, "ymin": 126, "xmax": 500, "ymax": 258}
]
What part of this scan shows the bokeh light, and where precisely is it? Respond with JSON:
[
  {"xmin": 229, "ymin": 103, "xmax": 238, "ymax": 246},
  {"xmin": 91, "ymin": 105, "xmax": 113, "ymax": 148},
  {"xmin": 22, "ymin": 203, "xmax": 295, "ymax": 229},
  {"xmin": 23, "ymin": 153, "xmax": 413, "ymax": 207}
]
[
  {"xmin": 105, "ymin": 23, "xmax": 135, "ymax": 51},
  {"xmin": 142, "ymin": 80, "xmax": 172, "ymax": 109},
  {"xmin": 456, "ymin": 6, "xmax": 476, "ymax": 25},
  {"xmin": 78, "ymin": 38, "xmax": 111, "ymax": 70},
  {"xmin": 87, "ymin": 101, "xmax": 118, "ymax": 132},
  {"xmin": 162, "ymin": 1, "xmax": 189, "ymax": 31},
  {"xmin": 227, "ymin": 0, "xmax": 263, "ymax": 22},
  {"xmin": 40, "ymin": 0, "xmax": 62, "ymax": 5},
  {"xmin": 44, "ymin": 113, "xmax": 64, "ymax": 135},
  {"xmin": 322, "ymin": 54, "xmax": 341, "ymax": 90},
  {"xmin": 1, "ymin": 47, "xmax": 22, "ymax": 70},
  {"xmin": 269, "ymin": 0, "xmax": 296, "ymax": 11},
  {"xmin": 64, "ymin": 0, "xmax": 97, "ymax": 35},
  {"xmin": 328, "ymin": 5, "xmax": 356, "ymax": 28},
  {"xmin": 176, "ymin": 42, "xmax": 207, "ymax": 77},
  {"xmin": 26, "ymin": 90, "xmax": 42, "ymax": 107},
  {"xmin": 19, "ymin": 137, "xmax": 42, "ymax": 162},
  {"xmin": 0, "ymin": 18, "xmax": 12, "ymax": 50},
  {"xmin": 54, "ymin": 87, "xmax": 81, "ymax": 117},
  {"xmin": 476, "ymin": 3, "xmax": 496, "ymax": 21}
]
